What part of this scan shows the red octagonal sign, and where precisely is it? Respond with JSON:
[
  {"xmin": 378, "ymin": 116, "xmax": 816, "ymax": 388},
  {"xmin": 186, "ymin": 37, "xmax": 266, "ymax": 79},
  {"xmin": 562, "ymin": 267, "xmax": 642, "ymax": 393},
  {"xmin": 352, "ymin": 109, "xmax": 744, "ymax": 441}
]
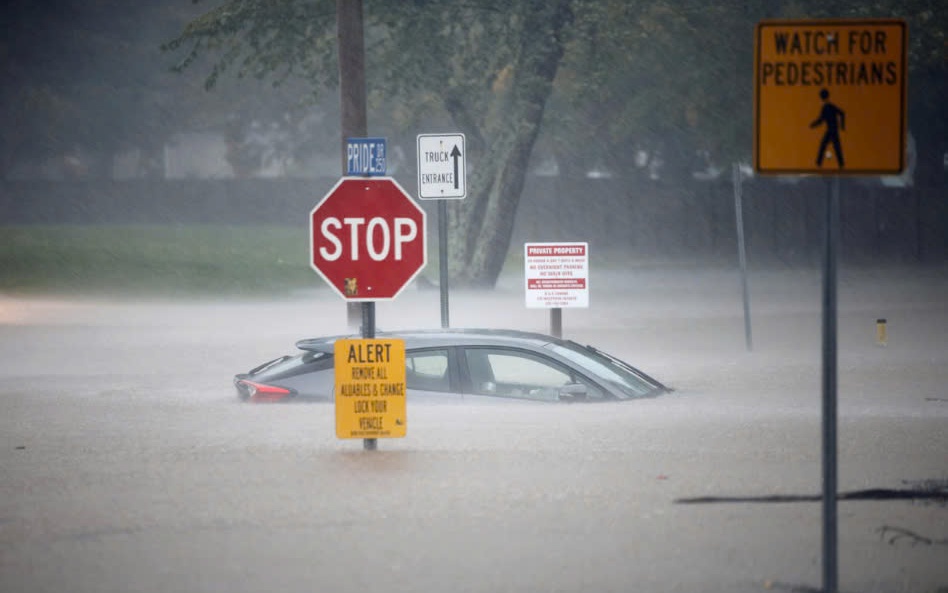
[{"xmin": 310, "ymin": 177, "xmax": 427, "ymax": 301}]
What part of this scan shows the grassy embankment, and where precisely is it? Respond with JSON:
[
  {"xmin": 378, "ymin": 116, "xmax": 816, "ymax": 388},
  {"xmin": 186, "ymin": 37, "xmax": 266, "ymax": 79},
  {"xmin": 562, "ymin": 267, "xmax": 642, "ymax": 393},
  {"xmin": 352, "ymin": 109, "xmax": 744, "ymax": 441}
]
[
  {"xmin": 0, "ymin": 225, "xmax": 319, "ymax": 297},
  {"xmin": 1, "ymin": 225, "xmax": 562, "ymax": 297}
]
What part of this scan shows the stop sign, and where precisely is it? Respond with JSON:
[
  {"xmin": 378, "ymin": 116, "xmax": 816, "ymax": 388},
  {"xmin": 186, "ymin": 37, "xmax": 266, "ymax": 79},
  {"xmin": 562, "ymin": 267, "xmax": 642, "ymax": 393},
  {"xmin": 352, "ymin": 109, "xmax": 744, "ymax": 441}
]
[{"xmin": 310, "ymin": 177, "xmax": 427, "ymax": 301}]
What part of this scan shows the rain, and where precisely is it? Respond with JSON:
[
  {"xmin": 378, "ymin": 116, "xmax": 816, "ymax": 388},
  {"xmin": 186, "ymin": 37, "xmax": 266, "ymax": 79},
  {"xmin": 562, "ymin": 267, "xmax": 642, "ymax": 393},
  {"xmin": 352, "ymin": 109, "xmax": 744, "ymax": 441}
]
[{"xmin": 1, "ymin": 2, "xmax": 946, "ymax": 593}]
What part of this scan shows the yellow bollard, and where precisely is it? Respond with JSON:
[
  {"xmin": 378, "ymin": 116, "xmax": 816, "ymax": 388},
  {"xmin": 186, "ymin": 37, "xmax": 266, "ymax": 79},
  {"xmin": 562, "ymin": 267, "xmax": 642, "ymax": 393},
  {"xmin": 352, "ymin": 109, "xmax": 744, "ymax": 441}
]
[{"xmin": 876, "ymin": 318, "xmax": 888, "ymax": 346}]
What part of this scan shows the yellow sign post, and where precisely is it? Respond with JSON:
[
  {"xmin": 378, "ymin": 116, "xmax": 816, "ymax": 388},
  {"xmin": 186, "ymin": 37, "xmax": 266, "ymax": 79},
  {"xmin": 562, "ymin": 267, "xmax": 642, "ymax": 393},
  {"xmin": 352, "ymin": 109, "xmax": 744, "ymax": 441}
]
[
  {"xmin": 334, "ymin": 338, "xmax": 407, "ymax": 439},
  {"xmin": 754, "ymin": 19, "xmax": 907, "ymax": 175}
]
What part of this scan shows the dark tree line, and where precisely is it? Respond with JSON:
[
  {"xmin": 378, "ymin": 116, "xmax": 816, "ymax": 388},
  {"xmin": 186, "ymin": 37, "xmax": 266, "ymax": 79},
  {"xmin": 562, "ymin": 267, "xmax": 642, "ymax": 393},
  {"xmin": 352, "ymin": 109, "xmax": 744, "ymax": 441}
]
[{"xmin": 2, "ymin": 0, "xmax": 944, "ymax": 285}]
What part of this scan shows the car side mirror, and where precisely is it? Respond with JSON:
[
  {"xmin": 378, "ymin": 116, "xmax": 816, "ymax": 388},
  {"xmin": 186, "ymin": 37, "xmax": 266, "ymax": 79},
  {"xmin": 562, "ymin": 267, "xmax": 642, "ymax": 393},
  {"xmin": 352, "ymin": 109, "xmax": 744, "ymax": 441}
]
[{"xmin": 558, "ymin": 383, "xmax": 588, "ymax": 403}]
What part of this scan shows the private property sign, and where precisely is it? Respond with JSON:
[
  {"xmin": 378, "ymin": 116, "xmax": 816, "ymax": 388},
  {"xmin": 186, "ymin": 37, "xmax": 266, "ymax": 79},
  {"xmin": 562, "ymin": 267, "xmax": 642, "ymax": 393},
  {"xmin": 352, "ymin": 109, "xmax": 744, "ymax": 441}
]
[
  {"xmin": 524, "ymin": 242, "xmax": 589, "ymax": 309},
  {"xmin": 754, "ymin": 19, "xmax": 907, "ymax": 175}
]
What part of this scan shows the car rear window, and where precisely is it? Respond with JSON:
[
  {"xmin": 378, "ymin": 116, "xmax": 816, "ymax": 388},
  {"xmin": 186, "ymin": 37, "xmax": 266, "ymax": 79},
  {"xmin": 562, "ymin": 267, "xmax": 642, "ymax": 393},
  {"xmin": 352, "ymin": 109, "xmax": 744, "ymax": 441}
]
[{"xmin": 251, "ymin": 351, "xmax": 332, "ymax": 380}]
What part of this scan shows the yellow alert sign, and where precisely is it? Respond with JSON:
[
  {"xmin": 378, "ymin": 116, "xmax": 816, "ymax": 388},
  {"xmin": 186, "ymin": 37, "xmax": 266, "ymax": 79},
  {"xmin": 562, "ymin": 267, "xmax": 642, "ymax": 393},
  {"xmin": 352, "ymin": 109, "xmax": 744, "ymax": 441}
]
[
  {"xmin": 334, "ymin": 338, "xmax": 406, "ymax": 439},
  {"xmin": 754, "ymin": 19, "xmax": 907, "ymax": 175}
]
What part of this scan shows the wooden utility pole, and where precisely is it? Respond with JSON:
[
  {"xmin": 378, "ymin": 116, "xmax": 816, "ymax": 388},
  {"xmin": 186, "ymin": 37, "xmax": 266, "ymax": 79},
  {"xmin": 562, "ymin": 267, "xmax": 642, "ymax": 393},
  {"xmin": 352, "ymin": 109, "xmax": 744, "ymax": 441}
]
[{"xmin": 336, "ymin": 0, "xmax": 367, "ymax": 331}]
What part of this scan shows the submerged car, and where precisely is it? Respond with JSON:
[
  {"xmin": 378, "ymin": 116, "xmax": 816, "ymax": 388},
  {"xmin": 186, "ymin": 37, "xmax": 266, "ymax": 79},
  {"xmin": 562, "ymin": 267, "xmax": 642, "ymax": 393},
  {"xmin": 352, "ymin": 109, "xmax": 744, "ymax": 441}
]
[{"xmin": 234, "ymin": 328, "xmax": 668, "ymax": 403}]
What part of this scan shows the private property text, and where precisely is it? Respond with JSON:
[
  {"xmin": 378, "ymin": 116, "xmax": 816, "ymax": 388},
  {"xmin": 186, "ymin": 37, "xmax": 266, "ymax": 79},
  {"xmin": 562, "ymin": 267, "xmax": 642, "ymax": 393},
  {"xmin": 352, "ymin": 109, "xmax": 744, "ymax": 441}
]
[{"xmin": 526, "ymin": 245, "xmax": 587, "ymax": 256}]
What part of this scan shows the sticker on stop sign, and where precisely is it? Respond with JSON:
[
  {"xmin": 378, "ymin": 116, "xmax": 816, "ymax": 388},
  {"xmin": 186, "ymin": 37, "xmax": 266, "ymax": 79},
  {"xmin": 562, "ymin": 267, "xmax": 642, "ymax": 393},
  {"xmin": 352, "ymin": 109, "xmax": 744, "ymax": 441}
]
[{"xmin": 310, "ymin": 177, "xmax": 427, "ymax": 301}]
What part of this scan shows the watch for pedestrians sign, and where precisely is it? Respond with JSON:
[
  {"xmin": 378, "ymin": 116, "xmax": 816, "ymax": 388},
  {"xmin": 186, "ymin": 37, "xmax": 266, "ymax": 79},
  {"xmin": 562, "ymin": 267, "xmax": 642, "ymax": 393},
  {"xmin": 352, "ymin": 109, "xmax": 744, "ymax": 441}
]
[
  {"xmin": 754, "ymin": 19, "xmax": 907, "ymax": 175},
  {"xmin": 417, "ymin": 133, "xmax": 466, "ymax": 199}
]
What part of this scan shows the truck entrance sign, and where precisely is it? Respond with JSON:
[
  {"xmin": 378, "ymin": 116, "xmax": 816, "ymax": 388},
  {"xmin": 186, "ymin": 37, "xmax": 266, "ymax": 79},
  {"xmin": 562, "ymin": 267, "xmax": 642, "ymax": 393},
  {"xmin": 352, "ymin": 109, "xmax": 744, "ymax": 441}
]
[
  {"xmin": 754, "ymin": 19, "xmax": 907, "ymax": 175},
  {"xmin": 524, "ymin": 242, "xmax": 589, "ymax": 309},
  {"xmin": 334, "ymin": 338, "xmax": 406, "ymax": 439},
  {"xmin": 310, "ymin": 177, "xmax": 427, "ymax": 301},
  {"xmin": 417, "ymin": 133, "xmax": 466, "ymax": 199}
]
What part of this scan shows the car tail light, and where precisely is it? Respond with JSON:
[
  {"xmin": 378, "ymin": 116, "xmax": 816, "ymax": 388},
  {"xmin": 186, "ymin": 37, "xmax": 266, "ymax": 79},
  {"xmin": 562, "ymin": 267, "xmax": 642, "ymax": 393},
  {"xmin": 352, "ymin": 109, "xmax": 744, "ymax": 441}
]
[{"xmin": 239, "ymin": 379, "xmax": 293, "ymax": 402}]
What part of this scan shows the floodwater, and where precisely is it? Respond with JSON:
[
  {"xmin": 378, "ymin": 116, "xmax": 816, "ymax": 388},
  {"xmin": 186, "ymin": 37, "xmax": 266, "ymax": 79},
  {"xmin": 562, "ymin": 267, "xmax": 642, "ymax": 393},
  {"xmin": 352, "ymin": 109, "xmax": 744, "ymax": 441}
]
[{"xmin": 1, "ymin": 264, "xmax": 946, "ymax": 593}]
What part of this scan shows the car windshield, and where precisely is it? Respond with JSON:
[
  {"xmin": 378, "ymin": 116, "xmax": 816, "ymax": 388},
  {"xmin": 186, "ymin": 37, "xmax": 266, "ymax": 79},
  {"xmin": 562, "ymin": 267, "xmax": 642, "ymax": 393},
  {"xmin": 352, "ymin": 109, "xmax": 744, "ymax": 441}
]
[{"xmin": 545, "ymin": 341, "xmax": 661, "ymax": 399}]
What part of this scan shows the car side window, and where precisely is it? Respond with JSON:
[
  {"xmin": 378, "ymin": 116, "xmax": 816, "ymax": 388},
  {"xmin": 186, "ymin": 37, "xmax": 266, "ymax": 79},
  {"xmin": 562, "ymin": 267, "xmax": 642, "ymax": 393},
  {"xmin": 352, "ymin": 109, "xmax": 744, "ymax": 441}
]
[
  {"xmin": 405, "ymin": 349, "xmax": 450, "ymax": 392},
  {"xmin": 463, "ymin": 348, "xmax": 605, "ymax": 401}
]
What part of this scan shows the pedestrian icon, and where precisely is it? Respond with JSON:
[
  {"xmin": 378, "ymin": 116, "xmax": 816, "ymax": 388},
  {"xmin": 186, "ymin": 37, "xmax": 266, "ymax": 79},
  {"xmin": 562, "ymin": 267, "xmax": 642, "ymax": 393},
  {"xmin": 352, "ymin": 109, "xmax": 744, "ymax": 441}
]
[{"xmin": 810, "ymin": 88, "xmax": 846, "ymax": 168}]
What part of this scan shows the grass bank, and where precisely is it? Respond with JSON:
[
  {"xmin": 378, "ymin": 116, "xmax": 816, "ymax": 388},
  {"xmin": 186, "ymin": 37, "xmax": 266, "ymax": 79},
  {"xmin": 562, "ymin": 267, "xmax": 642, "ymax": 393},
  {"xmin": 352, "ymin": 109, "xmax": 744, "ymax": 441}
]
[
  {"xmin": 1, "ymin": 224, "xmax": 741, "ymax": 298},
  {"xmin": 0, "ymin": 225, "xmax": 319, "ymax": 297}
]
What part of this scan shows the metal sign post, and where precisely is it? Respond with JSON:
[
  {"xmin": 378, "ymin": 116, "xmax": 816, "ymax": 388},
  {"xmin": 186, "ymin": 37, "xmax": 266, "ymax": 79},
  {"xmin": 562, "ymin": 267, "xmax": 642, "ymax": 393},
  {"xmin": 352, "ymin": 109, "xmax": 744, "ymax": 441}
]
[
  {"xmin": 362, "ymin": 303, "xmax": 377, "ymax": 451},
  {"xmin": 550, "ymin": 307, "xmax": 563, "ymax": 339},
  {"xmin": 438, "ymin": 200, "xmax": 450, "ymax": 328},
  {"xmin": 733, "ymin": 163, "xmax": 753, "ymax": 352},
  {"xmin": 821, "ymin": 178, "xmax": 840, "ymax": 593}
]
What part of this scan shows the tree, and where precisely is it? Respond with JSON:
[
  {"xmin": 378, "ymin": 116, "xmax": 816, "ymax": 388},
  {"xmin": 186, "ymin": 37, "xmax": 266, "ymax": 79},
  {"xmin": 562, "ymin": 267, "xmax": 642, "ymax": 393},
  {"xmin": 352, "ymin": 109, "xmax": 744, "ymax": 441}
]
[
  {"xmin": 382, "ymin": 0, "xmax": 575, "ymax": 287},
  {"xmin": 544, "ymin": 1, "xmax": 794, "ymax": 180},
  {"xmin": 164, "ymin": 0, "xmax": 945, "ymax": 285},
  {"xmin": 165, "ymin": 0, "xmax": 573, "ymax": 287},
  {"xmin": 0, "ymin": 1, "xmax": 203, "ymax": 177}
]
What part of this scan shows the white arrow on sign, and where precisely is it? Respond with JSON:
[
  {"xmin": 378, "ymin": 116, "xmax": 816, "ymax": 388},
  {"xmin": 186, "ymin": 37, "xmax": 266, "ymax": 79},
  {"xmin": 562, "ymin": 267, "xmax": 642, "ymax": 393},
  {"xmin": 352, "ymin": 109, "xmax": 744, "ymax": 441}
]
[{"xmin": 417, "ymin": 133, "xmax": 466, "ymax": 200}]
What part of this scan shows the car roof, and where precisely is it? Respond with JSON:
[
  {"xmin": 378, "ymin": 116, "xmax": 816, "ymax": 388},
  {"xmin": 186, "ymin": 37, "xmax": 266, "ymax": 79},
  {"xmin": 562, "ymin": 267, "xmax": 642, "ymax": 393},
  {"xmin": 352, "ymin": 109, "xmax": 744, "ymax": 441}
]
[{"xmin": 296, "ymin": 328, "xmax": 564, "ymax": 353}]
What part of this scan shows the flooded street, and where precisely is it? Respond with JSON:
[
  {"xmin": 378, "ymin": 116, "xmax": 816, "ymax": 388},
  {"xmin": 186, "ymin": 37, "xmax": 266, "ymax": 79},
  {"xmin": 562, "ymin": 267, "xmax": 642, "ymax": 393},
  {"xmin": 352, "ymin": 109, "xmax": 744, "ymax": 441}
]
[{"xmin": 1, "ymin": 264, "xmax": 946, "ymax": 593}]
